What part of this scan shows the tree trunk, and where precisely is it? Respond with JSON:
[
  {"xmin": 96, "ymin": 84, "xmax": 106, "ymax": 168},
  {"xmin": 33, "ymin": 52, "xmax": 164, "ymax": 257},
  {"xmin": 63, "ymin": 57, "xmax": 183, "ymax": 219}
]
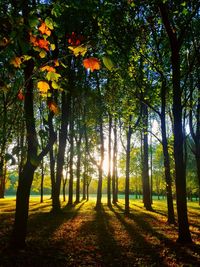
[
  {"xmin": 75, "ymin": 128, "xmax": 82, "ymax": 204},
  {"xmin": 0, "ymin": 158, "xmax": 5, "ymax": 198},
  {"xmin": 142, "ymin": 104, "xmax": 152, "ymax": 211},
  {"xmin": 52, "ymin": 91, "xmax": 69, "ymax": 212},
  {"xmin": 68, "ymin": 99, "xmax": 74, "ymax": 206},
  {"xmin": 125, "ymin": 115, "xmax": 132, "ymax": 214},
  {"xmin": 40, "ymin": 159, "xmax": 44, "ymax": 203},
  {"xmin": 96, "ymin": 117, "xmax": 104, "ymax": 209},
  {"xmin": 159, "ymin": 1, "xmax": 192, "ymax": 244},
  {"xmin": 107, "ymin": 114, "xmax": 112, "ymax": 207},
  {"xmin": 160, "ymin": 80, "xmax": 175, "ymax": 224},
  {"xmin": 112, "ymin": 117, "xmax": 118, "ymax": 203},
  {"xmin": 10, "ymin": 57, "xmax": 38, "ymax": 248}
]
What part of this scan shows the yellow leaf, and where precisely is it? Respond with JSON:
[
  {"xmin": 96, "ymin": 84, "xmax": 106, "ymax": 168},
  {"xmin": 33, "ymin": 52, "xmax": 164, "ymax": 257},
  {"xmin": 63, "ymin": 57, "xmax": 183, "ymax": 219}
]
[
  {"xmin": 39, "ymin": 50, "xmax": 47, "ymax": 58},
  {"xmin": 50, "ymin": 44, "xmax": 56, "ymax": 51},
  {"xmin": 68, "ymin": 45, "xmax": 87, "ymax": 57},
  {"xmin": 37, "ymin": 81, "xmax": 50, "ymax": 94},
  {"xmin": 52, "ymin": 81, "xmax": 59, "ymax": 89},
  {"xmin": 10, "ymin": 57, "xmax": 22, "ymax": 68}
]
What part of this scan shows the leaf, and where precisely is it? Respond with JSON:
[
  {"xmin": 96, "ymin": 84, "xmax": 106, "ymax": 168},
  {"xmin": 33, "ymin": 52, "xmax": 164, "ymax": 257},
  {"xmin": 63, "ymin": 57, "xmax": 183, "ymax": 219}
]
[
  {"xmin": 37, "ymin": 81, "xmax": 50, "ymax": 94},
  {"xmin": 17, "ymin": 90, "xmax": 25, "ymax": 101},
  {"xmin": 102, "ymin": 56, "xmax": 114, "ymax": 70},
  {"xmin": 21, "ymin": 55, "xmax": 32, "ymax": 61},
  {"xmin": 38, "ymin": 39, "xmax": 49, "ymax": 51},
  {"xmin": 38, "ymin": 22, "xmax": 51, "ymax": 36},
  {"xmin": 68, "ymin": 32, "xmax": 83, "ymax": 46},
  {"xmin": 83, "ymin": 57, "xmax": 101, "ymax": 72},
  {"xmin": 46, "ymin": 72, "xmax": 61, "ymax": 82},
  {"xmin": 51, "ymin": 44, "xmax": 56, "ymax": 51},
  {"xmin": 68, "ymin": 45, "xmax": 87, "ymax": 57},
  {"xmin": 39, "ymin": 50, "xmax": 47, "ymax": 58},
  {"xmin": 48, "ymin": 101, "xmax": 59, "ymax": 114},
  {"xmin": 10, "ymin": 57, "xmax": 22, "ymax": 68},
  {"xmin": 40, "ymin": 66, "xmax": 56, "ymax": 72},
  {"xmin": 52, "ymin": 81, "xmax": 59, "ymax": 89},
  {"xmin": 54, "ymin": 59, "xmax": 59, "ymax": 66},
  {"xmin": 45, "ymin": 17, "xmax": 54, "ymax": 30}
]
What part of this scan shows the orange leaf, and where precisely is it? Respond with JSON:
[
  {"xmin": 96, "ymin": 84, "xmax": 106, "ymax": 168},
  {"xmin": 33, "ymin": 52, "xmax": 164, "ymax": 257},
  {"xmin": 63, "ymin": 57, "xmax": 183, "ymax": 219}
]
[
  {"xmin": 38, "ymin": 39, "xmax": 49, "ymax": 51},
  {"xmin": 37, "ymin": 81, "xmax": 50, "ymax": 94},
  {"xmin": 10, "ymin": 57, "xmax": 22, "ymax": 68},
  {"xmin": 40, "ymin": 66, "xmax": 56, "ymax": 72},
  {"xmin": 54, "ymin": 59, "xmax": 59, "ymax": 66},
  {"xmin": 38, "ymin": 22, "xmax": 51, "ymax": 36},
  {"xmin": 83, "ymin": 57, "xmax": 101, "ymax": 72},
  {"xmin": 48, "ymin": 101, "xmax": 58, "ymax": 114},
  {"xmin": 30, "ymin": 33, "xmax": 38, "ymax": 46},
  {"xmin": 17, "ymin": 90, "xmax": 24, "ymax": 101}
]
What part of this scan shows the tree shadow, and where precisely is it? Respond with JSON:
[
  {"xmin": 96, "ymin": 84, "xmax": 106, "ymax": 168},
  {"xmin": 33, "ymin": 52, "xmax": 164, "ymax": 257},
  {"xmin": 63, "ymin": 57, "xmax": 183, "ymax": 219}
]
[
  {"xmin": 112, "ymin": 205, "xmax": 200, "ymax": 267},
  {"xmin": 108, "ymin": 205, "xmax": 166, "ymax": 266}
]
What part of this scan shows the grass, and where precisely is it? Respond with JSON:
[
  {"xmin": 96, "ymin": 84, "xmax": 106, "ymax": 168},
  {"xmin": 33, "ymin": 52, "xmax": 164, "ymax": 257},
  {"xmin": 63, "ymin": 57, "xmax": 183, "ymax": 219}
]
[{"xmin": 0, "ymin": 197, "xmax": 200, "ymax": 267}]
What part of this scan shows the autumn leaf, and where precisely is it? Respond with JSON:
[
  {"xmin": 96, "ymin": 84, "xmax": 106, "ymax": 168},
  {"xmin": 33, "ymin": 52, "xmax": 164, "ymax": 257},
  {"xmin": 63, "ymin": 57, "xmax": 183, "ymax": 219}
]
[
  {"xmin": 40, "ymin": 66, "xmax": 56, "ymax": 72},
  {"xmin": 68, "ymin": 32, "xmax": 83, "ymax": 46},
  {"xmin": 37, "ymin": 81, "xmax": 50, "ymax": 94},
  {"xmin": 68, "ymin": 45, "xmax": 87, "ymax": 57},
  {"xmin": 48, "ymin": 101, "xmax": 59, "ymax": 114},
  {"xmin": 46, "ymin": 72, "xmax": 61, "ymax": 82},
  {"xmin": 54, "ymin": 59, "xmax": 59, "ymax": 66},
  {"xmin": 30, "ymin": 33, "xmax": 38, "ymax": 46},
  {"xmin": 10, "ymin": 57, "xmax": 22, "ymax": 68},
  {"xmin": 38, "ymin": 39, "xmax": 49, "ymax": 51},
  {"xmin": 17, "ymin": 90, "xmax": 24, "ymax": 101},
  {"xmin": 38, "ymin": 22, "xmax": 51, "ymax": 36},
  {"xmin": 83, "ymin": 57, "xmax": 101, "ymax": 72},
  {"xmin": 39, "ymin": 50, "xmax": 47, "ymax": 58}
]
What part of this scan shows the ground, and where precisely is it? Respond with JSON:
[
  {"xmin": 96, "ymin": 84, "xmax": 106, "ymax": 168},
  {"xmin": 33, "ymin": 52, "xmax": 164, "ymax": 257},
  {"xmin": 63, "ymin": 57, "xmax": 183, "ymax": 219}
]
[{"xmin": 0, "ymin": 197, "xmax": 200, "ymax": 266}]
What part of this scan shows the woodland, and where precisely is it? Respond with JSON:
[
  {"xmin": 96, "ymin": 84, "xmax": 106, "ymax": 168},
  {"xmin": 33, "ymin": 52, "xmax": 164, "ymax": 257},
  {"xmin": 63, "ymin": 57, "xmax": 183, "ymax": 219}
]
[{"xmin": 0, "ymin": 0, "xmax": 200, "ymax": 266}]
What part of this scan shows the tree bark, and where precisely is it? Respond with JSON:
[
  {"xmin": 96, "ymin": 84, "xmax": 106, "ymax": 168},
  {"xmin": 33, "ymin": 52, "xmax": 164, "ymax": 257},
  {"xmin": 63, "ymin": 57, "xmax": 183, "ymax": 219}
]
[
  {"xmin": 68, "ymin": 98, "xmax": 74, "ymax": 206},
  {"xmin": 159, "ymin": 2, "xmax": 192, "ymax": 243},
  {"xmin": 160, "ymin": 79, "xmax": 175, "ymax": 224},
  {"xmin": 107, "ymin": 114, "xmax": 112, "ymax": 207},
  {"xmin": 141, "ymin": 104, "xmax": 152, "ymax": 211},
  {"xmin": 52, "ymin": 91, "xmax": 69, "ymax": 212}
]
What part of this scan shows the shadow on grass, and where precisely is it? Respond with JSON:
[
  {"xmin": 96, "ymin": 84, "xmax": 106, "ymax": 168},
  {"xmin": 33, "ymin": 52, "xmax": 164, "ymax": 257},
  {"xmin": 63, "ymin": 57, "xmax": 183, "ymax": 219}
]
[
  {"xmin": 112, "ymin": 204, "xmax": 200, "ymax": 267},
  {"xmin": 108, "ymin": 205, "xmax": 166, "ymax": 266}
]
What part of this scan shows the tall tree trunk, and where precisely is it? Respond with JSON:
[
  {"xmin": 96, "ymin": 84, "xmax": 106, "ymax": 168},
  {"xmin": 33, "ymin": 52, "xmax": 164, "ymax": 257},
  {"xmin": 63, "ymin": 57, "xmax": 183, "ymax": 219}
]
[
  {"xmin": 125, "ymin": 115, "xmax": 132, "ymax": 214},
  {"xmin": 160, "ymin": 79, "xmax": 175, "ymax": 224},
  {"xmin": 112, "ymin": 117, "xmax": 118, "ymax": 203},
  {"xmin": 10, "ymin": 57, "xmax": 38, "ymax": 248},
  {"xmin": 40, "ymin": 159, "xmax": 44, "ymax": 203},
  {"xmin": 142, "ymin": 104, "xmax": 152, "ymax": 211},
  {"xmin": 159, "ymin": 3, "xmax": 192, "ymax": 243},
  {"xmin": 0, "ymin": 158, "xmax": 5, "ymax": 198},
  {"xmin": 75, "ymin": 136, "xmax": 82, "ymax": 204},
  {"xmin": 52, "ymin": 91, "xmax": 69, "ymax": 212},
  {"xmin": 107, "ymin": 114, "xmax": 112, "ymax": 207},
  {"xmin": 68, "ymin": 99, "xmax": 74, "ymax": 206},
  {"xmin": 96, "ymin": 116, "xmax": 104, "ymax": 209}
]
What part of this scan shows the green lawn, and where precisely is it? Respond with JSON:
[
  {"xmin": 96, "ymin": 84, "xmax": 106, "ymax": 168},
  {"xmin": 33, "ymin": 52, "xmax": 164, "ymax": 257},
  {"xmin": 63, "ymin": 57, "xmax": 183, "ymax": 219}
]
[{"xmin": 0, "ymin": 197, "xmax": 200, "ymax": 266}]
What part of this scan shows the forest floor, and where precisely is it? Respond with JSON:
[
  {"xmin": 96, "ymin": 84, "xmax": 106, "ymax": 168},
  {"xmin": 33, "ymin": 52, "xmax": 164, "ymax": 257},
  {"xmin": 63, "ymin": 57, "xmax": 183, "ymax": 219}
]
[{"xmin": 0, "ymin": 197, "xmax": 200, "ymax": 267}]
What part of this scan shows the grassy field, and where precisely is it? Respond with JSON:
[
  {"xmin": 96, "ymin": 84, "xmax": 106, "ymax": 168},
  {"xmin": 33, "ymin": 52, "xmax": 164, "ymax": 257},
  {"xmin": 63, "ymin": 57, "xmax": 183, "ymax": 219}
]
[{"xmin": 0, "ymin": 197, "xmax": 200, "ymax": 267}]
